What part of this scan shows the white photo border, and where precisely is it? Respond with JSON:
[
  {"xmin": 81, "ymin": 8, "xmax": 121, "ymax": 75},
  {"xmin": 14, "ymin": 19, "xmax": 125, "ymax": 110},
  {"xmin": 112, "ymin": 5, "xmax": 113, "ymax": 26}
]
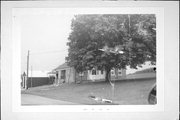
[{"xmin": 11, "ymin": 7, "xmax": 164, "ymax": 112}]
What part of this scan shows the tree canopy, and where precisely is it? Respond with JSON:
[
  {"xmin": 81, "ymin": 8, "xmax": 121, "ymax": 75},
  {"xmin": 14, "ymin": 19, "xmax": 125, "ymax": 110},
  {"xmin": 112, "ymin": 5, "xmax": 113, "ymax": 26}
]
[{"xmin": 66, "ymin": 14, "xmax": 156, "ymax": 81}]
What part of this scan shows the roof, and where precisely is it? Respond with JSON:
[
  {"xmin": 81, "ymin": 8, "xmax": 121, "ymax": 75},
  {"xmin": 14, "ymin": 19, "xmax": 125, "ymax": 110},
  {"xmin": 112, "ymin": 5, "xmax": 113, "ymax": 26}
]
[
  {"xmin": 47, "ymin": 71, "xmax": 57, "ymax": 74},
  {"xmin": 54, "ymin": 62, "xmax": 70, "ymax": 70}
]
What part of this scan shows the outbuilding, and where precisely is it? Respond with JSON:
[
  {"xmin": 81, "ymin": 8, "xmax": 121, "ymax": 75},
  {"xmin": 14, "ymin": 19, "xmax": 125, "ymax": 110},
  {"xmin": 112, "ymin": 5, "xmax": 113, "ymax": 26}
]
[{"xmin": 54, "ymin": 63, "xmax": 76, "ymax": 84}]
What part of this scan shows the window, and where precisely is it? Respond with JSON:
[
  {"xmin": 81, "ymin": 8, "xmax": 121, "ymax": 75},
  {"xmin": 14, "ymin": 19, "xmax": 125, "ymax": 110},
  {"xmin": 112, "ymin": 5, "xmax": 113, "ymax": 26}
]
[
  {"xmin": 101, "ymin": 70, "xmax": 104, "ymax": 74},
  {"xmin": 118, "ymin": 69, "xmax": 122, "ymax": 75},
  {"xmin": 97, "ymin": 70, "xmax": 99, "ymax": 75},
  {"xmin": 111, "ymin": 70, "xmax": 115, "ymax": 75},
  {"xmin": 92, "ymin": 69, "xmax": 96, "ymax": 75}
]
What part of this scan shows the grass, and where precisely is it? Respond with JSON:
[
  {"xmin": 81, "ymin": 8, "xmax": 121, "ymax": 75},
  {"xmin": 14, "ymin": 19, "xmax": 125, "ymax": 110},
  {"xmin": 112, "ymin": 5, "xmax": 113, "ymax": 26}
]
[{"xmin": 21, "ymin": 78, "xmax": 156, "ymax": 105}]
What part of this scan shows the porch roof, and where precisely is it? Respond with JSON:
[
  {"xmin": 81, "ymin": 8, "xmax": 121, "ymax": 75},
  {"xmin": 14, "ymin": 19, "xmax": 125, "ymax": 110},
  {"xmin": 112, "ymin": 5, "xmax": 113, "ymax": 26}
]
[{"xmin": 47, "ymin": 71, "xmax": 57, "ymax": 74}]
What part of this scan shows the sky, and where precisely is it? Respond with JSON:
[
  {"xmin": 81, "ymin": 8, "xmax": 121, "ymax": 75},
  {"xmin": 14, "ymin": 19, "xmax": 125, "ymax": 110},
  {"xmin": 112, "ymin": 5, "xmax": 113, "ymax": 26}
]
[
  {"xmin": 20, "ymin": 10, "xmax": 155, "ymax": 74},
  {"xmin": 21, "ymin": 14, "xmax": 74, "ymax": 72}
]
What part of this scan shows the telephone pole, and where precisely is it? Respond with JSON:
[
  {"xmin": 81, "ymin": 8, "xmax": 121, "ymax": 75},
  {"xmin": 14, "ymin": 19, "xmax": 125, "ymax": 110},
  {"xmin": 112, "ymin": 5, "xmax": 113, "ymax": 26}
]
[
  {"xmin": 31, "ymin": 65, "xmax": 32, "ymax": 88},
  {"xmin": 26, "ymin": 50, "xmax": 30, "ymax": 89}
]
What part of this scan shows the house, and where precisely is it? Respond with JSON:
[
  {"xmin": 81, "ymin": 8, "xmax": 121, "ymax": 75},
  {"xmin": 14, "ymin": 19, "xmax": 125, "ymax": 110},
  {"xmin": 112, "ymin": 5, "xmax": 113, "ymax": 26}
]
[
  {"xmin": 53, "ymin": 62, "xmax": 126, "ymax": 84},
  {"xmin": 53, "ymin": 63, "xmax": 76, "ymax": 84}
]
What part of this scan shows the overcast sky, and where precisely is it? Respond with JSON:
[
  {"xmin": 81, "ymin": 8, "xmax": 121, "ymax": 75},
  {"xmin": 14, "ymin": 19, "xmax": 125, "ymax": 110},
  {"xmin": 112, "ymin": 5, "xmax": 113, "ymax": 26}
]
[{"xmin": 21, "ymin": 14, "xmax": 74, "ymax": 72}]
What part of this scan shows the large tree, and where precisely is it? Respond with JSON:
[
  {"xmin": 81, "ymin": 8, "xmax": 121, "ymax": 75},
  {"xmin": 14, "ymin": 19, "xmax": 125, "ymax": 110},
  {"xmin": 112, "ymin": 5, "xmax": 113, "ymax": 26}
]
[{"xmin": 66, "ymin": 14, "xmax": 156, "ymax": 81}]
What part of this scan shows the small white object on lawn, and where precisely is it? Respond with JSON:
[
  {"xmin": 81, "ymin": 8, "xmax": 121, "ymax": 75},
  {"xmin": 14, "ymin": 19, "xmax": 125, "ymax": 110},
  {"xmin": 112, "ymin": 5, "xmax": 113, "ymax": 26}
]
[
  {"xmin": 118, "ymin": 51, "xmax": 124, "ymax": 54},
  {"xmin": 102, "ymin": 98, "xmax": 112, "ymax": 103}
]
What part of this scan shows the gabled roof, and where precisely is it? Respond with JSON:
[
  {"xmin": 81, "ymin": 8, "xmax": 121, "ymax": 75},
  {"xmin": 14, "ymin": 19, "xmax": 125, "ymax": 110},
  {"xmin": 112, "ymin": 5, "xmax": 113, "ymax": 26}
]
[{"xmin": 54, "ymin": 62, "xmax": 70, "ymax": 70}]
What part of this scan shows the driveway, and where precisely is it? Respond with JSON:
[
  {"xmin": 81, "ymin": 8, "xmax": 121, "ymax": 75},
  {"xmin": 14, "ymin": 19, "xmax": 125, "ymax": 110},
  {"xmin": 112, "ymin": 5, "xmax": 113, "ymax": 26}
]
[{"xmin": 21, "ymin": 94, "xmax": 77, "ymax": 105}]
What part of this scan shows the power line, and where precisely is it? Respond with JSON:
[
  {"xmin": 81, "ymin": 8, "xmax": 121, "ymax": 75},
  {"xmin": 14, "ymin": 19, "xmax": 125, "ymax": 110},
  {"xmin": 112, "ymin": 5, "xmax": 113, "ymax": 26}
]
[{"xmin": 29, "ymin": 49, "xmax": 67, "ymax": 55}]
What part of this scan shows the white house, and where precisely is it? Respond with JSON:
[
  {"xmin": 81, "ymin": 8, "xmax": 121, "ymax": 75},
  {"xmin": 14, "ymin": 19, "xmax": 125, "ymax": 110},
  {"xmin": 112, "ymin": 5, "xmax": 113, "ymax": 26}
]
[{"xmin": 53, "ymin": 63, "xmax": 126, "ymax": 84}]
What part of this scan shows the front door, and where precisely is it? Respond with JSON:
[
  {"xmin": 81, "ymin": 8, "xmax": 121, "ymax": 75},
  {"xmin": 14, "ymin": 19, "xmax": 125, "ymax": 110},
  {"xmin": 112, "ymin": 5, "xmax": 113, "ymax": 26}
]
[{"xmin": 61, "ymin": 70, "xmax": 66, "ymax": 83}]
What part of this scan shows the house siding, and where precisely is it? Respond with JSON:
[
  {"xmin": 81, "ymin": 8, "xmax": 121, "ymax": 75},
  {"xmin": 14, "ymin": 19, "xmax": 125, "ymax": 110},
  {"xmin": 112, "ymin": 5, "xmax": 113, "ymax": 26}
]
[
  {"xmin": 55, "ymin": 67, "xmax": 76, "ymax": 83},
  {"xmin": 87, "ymin": 70, "xmax": 105, "ymax": 81},
  {"xmin": 111, "ymin": 69, "xmax": 126, "ymax": 80},
  {"xmin": 75, "ymin": 71, "xmax": 88, "ymax": 82},
  {"xmin": 86, "ymin": 69, "xmax": 126, "ymax": 81}
]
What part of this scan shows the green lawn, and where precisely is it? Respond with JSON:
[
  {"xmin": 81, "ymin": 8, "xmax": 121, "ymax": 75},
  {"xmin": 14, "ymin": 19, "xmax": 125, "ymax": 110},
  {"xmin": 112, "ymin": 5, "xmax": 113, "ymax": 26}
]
[{"xmin": 21, "ymin": 78, "xmax": 156, "ymax": 105}]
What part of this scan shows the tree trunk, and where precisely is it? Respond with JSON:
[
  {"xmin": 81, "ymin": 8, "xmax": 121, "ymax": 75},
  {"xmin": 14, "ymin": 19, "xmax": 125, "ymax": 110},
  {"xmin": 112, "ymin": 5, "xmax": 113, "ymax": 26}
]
[{"xmin": 105, "ymin": 69, "xmax": 111, "ymax": 82}]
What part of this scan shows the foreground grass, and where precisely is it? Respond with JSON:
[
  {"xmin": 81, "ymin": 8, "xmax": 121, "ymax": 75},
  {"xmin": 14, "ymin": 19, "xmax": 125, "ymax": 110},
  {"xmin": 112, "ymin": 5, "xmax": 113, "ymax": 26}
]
[{"xmin": 21, "ymin": 78, "xmax": 155, "ymax": 105}]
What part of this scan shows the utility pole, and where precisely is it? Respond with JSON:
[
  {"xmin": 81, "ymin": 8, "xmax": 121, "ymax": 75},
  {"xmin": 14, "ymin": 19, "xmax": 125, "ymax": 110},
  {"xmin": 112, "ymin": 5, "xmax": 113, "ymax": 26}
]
[
  {"xmin": 31, "ymin": 65, "xmax": 32, "ymax": 88},
  {"xmin": 26, "ymin": 50, "xmax": 30, "ymax": 89}
]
